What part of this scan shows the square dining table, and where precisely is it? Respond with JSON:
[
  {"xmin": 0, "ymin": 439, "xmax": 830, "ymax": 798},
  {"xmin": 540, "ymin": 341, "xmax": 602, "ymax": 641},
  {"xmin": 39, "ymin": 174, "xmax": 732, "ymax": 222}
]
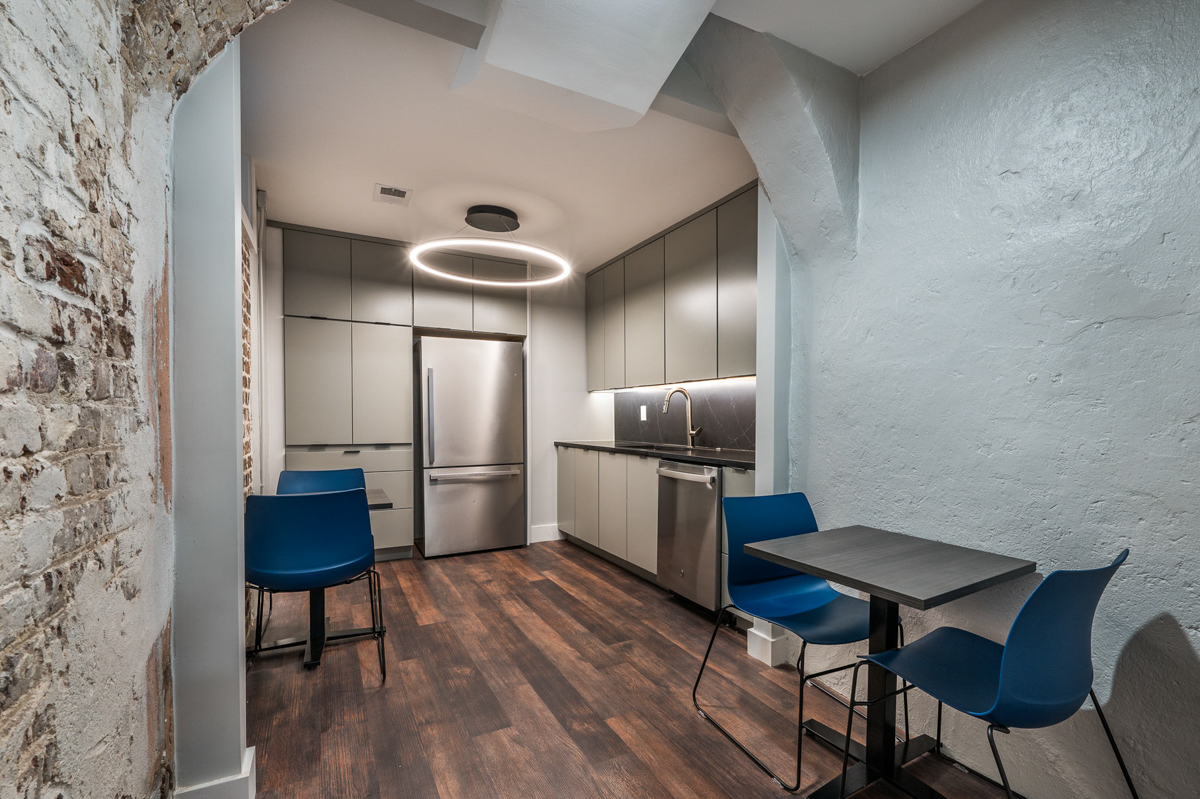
[{"xmin": 745, "ymin": 526, "xmax": 1036, "ymax": 799}]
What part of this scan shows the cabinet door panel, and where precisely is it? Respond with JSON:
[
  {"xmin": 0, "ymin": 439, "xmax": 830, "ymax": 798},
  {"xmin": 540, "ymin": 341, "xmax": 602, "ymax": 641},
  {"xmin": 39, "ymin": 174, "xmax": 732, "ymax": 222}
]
[
  {"xmin": 585, "ymin": 271, "xmax": 605, "ymax": 392},
  {"xmin": 665, "ymin": 210, "xmax": 717, "ymax": 382},
  {"xmin": 473, "ymin": 257, "xmax": 528, "ymax": 335},
  {"xmin": 284, "ymin": 317, "xmax": 352, "ymax": 445},
  {"xmin": 413, "ymin": 251, "xmax": 473, "ymax": 330},
  {"xmin": 283, "ymin": 230, "xmax": 352, "ymax": 320},
  {"xmin": 603, "ymin": 261, "xmax": 625, "ymax": 389},
  {"xmin": 626, "ymin": 455, "xmax": 658, "ymax": 574},
  {"xmin": 352, "ymin": 239, "xmax": 411, "ymax": 325},
  {"xmin": 574, "ymin": 448, "xmax": 599, "ymax": 546},
  {"xmin": 352, "ymin": 323, "xmax": 413, "ymax": 444},
  {"xmin": 557, "ymin": 446, "xmax": 576, "ymax": 536},
  {"xmin": 721, "ymin": 467, "xmax": 755, "ymax": 554},
  {"xmin": 717, "ymin": 188, "xmax": 757, "ymax": 377},
  {"xmin": 623, "ymin": 239, "xmax": 665, "ymax": 387},
  {"xmin": 598, "ymin": 451, "xmax": 627, "ymax": 559}
]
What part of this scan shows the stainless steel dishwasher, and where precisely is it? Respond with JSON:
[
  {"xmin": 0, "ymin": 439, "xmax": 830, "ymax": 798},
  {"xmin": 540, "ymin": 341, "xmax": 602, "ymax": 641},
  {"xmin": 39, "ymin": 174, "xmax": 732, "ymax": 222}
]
[{"xmin": 657, "ymin": 460, "xmax": 722, "ymax": 610}]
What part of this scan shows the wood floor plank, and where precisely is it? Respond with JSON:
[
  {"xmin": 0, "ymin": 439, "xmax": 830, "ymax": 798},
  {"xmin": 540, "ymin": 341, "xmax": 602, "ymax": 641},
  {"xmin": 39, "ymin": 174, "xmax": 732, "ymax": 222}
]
[{"xmin": 246, "ymin": 540, "xmax": 1008, "ymax": 799}]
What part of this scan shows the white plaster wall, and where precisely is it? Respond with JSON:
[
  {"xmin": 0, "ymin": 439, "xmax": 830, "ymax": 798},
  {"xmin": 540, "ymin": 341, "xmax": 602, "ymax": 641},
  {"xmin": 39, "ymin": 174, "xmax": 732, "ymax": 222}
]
[{"xmin": 796, "ymin": 1, "xmax": 1200, "ymax": 796}]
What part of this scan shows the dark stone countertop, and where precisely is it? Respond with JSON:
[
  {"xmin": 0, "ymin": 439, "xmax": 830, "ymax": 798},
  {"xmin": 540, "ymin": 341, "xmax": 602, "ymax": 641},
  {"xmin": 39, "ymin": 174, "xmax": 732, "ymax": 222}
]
[{"xmin": 554, "ymin": 440, "xmax": 756, "ymax": 469}]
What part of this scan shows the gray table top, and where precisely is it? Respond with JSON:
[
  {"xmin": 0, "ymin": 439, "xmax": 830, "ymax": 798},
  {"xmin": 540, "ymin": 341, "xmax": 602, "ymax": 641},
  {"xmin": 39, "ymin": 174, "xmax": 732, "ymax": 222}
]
[
  {"xmin": 366, "ymin": 488, "xmax": 392, "ymax": 511},
  {"xmin": 745, "ymin": 526, "xmax": 1036, "ymax": 610}
]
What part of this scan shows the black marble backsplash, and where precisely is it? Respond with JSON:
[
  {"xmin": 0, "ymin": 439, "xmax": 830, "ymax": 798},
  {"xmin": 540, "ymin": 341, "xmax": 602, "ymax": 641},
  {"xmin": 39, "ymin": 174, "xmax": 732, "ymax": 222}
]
[{"xmin": 614, "ymin": 380, "xmax": 755, "ymax": 451}]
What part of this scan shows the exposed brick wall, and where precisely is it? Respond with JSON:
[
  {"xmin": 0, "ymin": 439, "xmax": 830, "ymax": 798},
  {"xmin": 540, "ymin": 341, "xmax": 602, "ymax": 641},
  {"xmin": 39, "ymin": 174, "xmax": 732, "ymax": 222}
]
[{"xmin": 1, "ymin": 1, "xmax": 282, "ymax": 795}]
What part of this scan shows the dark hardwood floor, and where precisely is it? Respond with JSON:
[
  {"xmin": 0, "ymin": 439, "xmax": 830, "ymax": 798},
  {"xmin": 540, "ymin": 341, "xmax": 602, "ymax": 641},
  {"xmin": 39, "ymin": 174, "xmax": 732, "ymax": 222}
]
[{"xmin": 246, "ymin": 541, "xmax": 1005, "ymax": 799}]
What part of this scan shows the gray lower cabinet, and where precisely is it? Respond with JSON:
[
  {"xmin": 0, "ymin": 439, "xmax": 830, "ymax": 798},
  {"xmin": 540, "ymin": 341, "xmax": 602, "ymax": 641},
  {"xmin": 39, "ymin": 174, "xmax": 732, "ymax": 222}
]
[
  {"xmin": 625, "ymin": 454, "xmax": 658, "ymax": 574},
  {"xmin": 284, "ymin": 317, "xmax": 353, "ymax": 445},
  {"xmin": 603, "ymin": 261, "xmax": 625, "ymax": 389},
  {"xmin": 597, "ymin": 451, "xmax": 627, "ymax": 559},
  {"xmin": 351, "ymin": 323, "xmax": 413, "ymax": 444},
  {"xmin": 623, "ymin": 240, "xmax": 665, "ymax": 387},
  {"xmin": 283, "ymin": 230, "xmax": 352, "ymax": 320},
  {"xmin": 717, "ymin": 188, "xmax": 757, "ymax": 377},
  {"xmin": 665, "ymin": 209, "xmax": 718, "ymax": 383},
  {"xmin": 574, "ymin": 448, "xmax": 600, "ymax": 546},
  {"xmin": 585, "ymin": 271, "xmax": 605, "ymax": 392},
  {"xmin": 413, "ymin": 251, "xmax": 473, "ymax": 330},
  {"xmin": 351, "ymin": 239, "xmax": 411, "ymax": 325},
  {"xmin": 473, "ymin": 257, "xmax": 527, "ymax": 335},
  {"xmin": 556, "ymin": 445, "xmax": 576, "ymax": 536}
]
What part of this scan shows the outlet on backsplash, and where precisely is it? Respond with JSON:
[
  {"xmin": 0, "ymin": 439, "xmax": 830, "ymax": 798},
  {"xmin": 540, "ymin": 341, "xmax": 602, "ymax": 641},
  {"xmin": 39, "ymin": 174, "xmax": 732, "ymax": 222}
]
[{"xmin": 614, "ymin": 380, "xmax": 756, "ymax": 451}]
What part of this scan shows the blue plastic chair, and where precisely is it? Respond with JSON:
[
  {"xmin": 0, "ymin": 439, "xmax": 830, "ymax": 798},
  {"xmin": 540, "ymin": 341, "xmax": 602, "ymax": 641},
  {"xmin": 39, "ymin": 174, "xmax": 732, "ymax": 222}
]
[
  {"xmin": 276, "ymin": 467, "xmax": 366, "ymax": 494},
  {"xmin": 245, "ymin": 488, "xmax": 385, "ymax": 678},
  {"xmin": 694, "ymin": 493, "xmax": 909, "ymax": 792},
  {"xmin": 838, "ymin": 550, "xmax": 1137, "ymax": 799}
]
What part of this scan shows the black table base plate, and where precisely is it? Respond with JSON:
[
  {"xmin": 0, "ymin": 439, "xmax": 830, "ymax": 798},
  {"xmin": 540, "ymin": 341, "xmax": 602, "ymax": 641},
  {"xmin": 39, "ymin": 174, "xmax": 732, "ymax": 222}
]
[
  {"xmin": 804, "ymin": 720, "xmax": 944, "ymax": 799},
  {"xmin": 247, "ymin": 619, "xmax": 384, "ymax": 668}
]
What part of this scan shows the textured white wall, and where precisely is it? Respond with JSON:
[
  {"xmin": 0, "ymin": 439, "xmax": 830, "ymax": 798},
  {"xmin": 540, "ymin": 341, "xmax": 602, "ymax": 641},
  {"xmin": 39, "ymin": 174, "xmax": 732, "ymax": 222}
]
[{"xmin": 797, "ymin": 1, "xmax": 1200, "ymax": 797}]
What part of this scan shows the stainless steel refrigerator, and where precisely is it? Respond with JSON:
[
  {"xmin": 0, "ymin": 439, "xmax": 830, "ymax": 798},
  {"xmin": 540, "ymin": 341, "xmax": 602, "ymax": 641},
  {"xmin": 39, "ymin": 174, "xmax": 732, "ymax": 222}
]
[{"xmin": 413, "ymin": 335, "xmax": 526, "ymax": 557}]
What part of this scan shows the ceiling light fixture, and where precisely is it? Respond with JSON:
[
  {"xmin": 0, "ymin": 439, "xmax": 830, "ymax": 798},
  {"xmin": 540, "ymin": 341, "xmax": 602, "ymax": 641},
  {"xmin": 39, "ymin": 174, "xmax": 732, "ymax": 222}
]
[{"xmin": 409, "ymin": 237, "xmax": 571, "ymax": 288}]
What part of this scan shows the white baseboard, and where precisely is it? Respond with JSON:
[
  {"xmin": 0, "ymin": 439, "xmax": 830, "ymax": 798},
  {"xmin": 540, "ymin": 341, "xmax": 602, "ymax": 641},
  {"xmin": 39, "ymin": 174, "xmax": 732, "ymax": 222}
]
[
  {"xmin": 747, "ymin": 622, "xmax": 788, "ymax": 667},
  {"xmin": 176, "ymin": 747, "xmax": 256, "ymax": 799},
  {"xmin": 529, "ymin": 523, "xmax": 563, "ymax": 543}
]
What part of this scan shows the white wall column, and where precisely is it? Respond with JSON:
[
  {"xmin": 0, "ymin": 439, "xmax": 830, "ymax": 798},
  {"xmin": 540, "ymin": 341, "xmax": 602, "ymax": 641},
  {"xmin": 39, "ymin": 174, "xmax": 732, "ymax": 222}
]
[
  {"xmin": 747, "ymin": 186, "xmax": 794, "ymax": 666},
  {"xmin": 170, "ymin": 40, "xmax": 256, "ymax": 797}
]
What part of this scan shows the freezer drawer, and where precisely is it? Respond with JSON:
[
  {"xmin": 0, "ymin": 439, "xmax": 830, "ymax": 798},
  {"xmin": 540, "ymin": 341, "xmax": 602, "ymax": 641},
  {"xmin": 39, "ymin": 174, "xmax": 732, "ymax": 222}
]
[
  {"xmin": 419, "ymin": 464, "xmax": 525, "ymax": 557},
  {"xmin": 657, "ymin": 460, "xmax": 721, "ymax": 610}
]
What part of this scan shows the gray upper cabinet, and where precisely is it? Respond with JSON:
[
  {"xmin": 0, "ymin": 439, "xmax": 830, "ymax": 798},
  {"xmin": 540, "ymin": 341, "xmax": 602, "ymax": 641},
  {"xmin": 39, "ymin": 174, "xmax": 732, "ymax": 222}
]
[
  {"xmin": 717, "ymin": 188, "xmax": 757, "ymax": 377},
  {"xmin": 351, "ymin": 239, "xmax": 411, "ymax": 325},
  {"xmin": 352, "ymin": 323, "xmax": 413, "ymax": 444},
  {"xmin": 472, "ymin": 257, "xmax": 528, "ymax": 335},
  {"xmin": 622, "ymin": 239, "xmax": 665, "ymax": 387},
  {"xmin": 283, "ymin": 230, "xmax": 352, "ymax": 320},
  {"xmin": 603, "ymin": 260, "xmax": 625, "ymax": 389},
  {"xmin": 413, "ymin": 251, "xmax": 473, "ymax": 330},
  {"xmin": 665, "ymin": 209, "xmax": 718, "ymax": 383},
  {"xmin": 284, "ymin": 317, "xmax": 353, "ymax": 445},
  {"xmin": 585, "ymin": 271, "xmax": 605, "ymax": 392}
]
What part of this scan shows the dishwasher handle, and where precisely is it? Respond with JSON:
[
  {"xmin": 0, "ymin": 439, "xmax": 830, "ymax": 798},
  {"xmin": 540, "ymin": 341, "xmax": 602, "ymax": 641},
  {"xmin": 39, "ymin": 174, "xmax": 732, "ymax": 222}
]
[{"xmin": 656, "ymin": 465, "xmax": 717, "ymax": 485}]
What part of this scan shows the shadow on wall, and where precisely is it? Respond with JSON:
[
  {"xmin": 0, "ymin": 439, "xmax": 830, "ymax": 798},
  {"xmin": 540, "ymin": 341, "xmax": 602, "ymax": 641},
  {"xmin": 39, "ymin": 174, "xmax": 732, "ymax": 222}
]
[{"xmin": 1102, "ymin": 613, "xmax": 1200, "ymax": 799}]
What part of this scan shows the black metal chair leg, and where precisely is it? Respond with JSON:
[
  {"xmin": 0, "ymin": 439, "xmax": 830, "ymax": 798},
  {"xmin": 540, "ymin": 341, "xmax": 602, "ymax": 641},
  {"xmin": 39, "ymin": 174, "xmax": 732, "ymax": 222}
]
[
  {"xmin": 839, "ymin": 662, "xmax": 865, "ymax": 799},
  {"xmin": 694, "ymin": 607, "xmax": 803, "ymax": 791},
  {"xmin": 898, "ymin": 621, "xmax": 910, "ymax": 742},
  {"xmin": 986, "ymin": 725, "xmax": 1015, "ymax": 799},
  {"xmin": 1090, "ymin": 690, "xmax": 1138, "ymax": 799},
  {"xmin": 368, "ymin": 570, "xmax": 386, "ymax": 681},
  {"xmin": 794, "ymin": 641, "xmax": 807, "ymax": 789},
  {"xmin": 253, "ymin": 587, "xmax": 265, "ymax": 654},
  {"xmin": 935, "ymin": 700, "xmax": 944, "ymax": 757}
]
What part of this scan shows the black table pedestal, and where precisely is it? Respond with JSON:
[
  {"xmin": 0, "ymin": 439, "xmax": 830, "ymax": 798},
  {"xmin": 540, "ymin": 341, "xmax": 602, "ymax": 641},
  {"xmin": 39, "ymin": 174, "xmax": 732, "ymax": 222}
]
[{"xmin": 804, "ymin": 597, "xmax": 948, "ymax": 799}]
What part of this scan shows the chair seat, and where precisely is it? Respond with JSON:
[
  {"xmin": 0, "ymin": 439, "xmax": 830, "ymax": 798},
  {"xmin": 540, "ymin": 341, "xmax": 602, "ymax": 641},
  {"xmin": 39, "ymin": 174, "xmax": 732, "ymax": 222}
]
[
  {"xmin": 863, "ymin": 626, "xmax": 1003, "ymax": 717},
  {"xmin": 734, "ymin": 576, "xmax": 871, "ymax": 646},
  {"xmin": 247, "ymin": 551, "xmax": 374, "ymax": 592}
]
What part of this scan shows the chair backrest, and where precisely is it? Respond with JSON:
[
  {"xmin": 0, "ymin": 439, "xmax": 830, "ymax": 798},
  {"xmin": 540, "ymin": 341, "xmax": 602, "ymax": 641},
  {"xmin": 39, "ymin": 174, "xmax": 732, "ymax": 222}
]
[
  {"xmin": 986, "ymin": 550, "xmax": 1129, "ymax": 729},
  {"xmin": 276, "ymin": 468, "xmax": 366, "ymax": 495},
  {"xmin": 245, "ymin": 489, "xmax": 373, "ymax": 591},
  {"xmin": 722, "ymin": 492, "xmax": 827, "ymax": 593}
]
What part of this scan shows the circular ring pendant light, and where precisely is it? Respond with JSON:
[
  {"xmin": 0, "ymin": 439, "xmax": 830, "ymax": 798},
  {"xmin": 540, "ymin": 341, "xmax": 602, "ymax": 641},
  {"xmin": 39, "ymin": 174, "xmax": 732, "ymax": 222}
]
[{"xmin": 410, "ymin": 238, "xmax": 571, "ymax": 288}]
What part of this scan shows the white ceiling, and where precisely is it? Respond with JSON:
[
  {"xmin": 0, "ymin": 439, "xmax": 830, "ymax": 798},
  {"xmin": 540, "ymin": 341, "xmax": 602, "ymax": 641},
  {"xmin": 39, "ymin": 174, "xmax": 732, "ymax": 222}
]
[
  {"xmin": 240, "ymin": 0, "xmax": 756, "ymax": 272},
  {"xmin": 710, "ymin": 0, "xmax": 985, "ymax": 75}
]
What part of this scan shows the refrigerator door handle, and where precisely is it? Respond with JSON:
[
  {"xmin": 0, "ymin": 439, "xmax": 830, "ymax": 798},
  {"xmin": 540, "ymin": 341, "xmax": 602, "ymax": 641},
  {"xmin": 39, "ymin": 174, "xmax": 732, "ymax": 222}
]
[
  {"xmin": 427, "ymin": 367, "xmax": 435, "ymax": 464},
  {"xmin": 428, "ymin": 469, "xmax": 521, "ymax": 481}
]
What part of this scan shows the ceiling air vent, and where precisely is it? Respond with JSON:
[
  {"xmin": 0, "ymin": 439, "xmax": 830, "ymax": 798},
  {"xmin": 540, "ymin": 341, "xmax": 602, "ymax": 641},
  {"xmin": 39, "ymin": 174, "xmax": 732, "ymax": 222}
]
[{"xmin": 373, "ymin": 183, "xmax": 413, "ymax": 206}]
